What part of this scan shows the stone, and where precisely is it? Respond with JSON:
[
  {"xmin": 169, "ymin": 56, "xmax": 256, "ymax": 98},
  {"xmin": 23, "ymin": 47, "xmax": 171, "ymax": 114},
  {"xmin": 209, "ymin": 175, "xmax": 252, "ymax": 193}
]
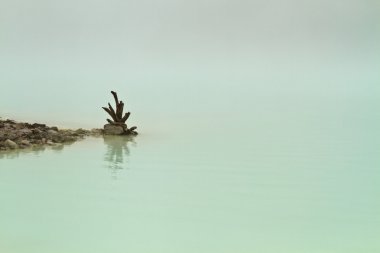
[
  {"xmin": 47, "ymin": 129, "xmax": 58, "ymax": 135},
  {"xmin": 46, "ymin": 140, "xmax": 56, "ymax": 146},
  {"xmin": 32, "ymin": 128, "xmax": 42, "ymax": 134},
  {"xmin": 103, "ymin": 124, "xmax": 125, "ymax": 135},
  {"xmin": 0, "ymin": 130, "xmax": 17, "ymax": 141},
  {"xmin": 0, "ymin": 133, "xmax": 5, "ymax": 142},
  {"xmin": 51, "ymin": 135, "xmax": 64, "ymax": 143},
  {"xmin": 75, "ymin": 128, "xmax": 88, "ymax": 135},
  {"xmin": 4, "ymin": 139, "xmax": 18, "ymax": 149},
  {"xmin": 20, "ymin": 140, "xmax": 31, "ymax": 146},
  {"xmin": 47, "ymin": 130, "xmax": 60, "ymax": 141},
  {"xmin": 90, "ymin": 128, "xmax": 103, "ymax": 135},
  {"xmin": 17, "ymin": 129, "xmax": 33, "ymax": 136},
  {"xmin": 32, "ymin": 123, "xmax": 46, "ymax": 129}
]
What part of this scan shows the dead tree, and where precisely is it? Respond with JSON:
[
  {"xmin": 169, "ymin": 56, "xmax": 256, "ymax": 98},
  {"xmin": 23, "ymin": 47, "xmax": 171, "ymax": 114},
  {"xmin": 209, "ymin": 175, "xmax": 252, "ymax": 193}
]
[{"xmin": 102, "ymin": 91, "xmax": 137, "ymax": 135}]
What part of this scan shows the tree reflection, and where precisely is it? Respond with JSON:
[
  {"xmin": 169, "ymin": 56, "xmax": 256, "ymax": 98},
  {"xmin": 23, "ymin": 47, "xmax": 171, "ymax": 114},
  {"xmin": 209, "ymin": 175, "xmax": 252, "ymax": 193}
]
[{"xmin": 103, "ymin": 135, "xmax": 136, "ymax": 172}]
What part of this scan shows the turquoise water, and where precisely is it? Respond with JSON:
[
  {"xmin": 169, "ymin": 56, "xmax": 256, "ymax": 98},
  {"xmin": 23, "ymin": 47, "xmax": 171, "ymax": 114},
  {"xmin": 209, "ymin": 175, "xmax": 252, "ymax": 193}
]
[{"xmin": 1, "ymin": 102, "xmax": 379, "ymax": 252}]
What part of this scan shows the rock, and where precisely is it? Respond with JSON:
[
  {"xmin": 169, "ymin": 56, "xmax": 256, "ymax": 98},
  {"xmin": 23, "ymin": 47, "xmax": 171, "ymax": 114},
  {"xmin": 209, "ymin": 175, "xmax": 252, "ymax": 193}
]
[
  {"xmin": 0, "ymin": 133, "xmax": 6, "ymax": 142},
  {"xmin": 51, "ymin": 135, "xmax": 64, "ymax": 143},
  {"xmin": 103, "ymin": 124, "xmax": 125, "ymax": 135},
  {"xmin": 32, "ymin": 128, "xmax": 42, "ymax": 134},
  {"xmin": 4, "ymin": 139, "xmax": 18, "ymax": 149},
  {"xmin": 75, "ymin": 128, "xmax": 88, "ymax": 135},
  {"xmin": 33, "ymin": 139, "xmax": 44, "ymax": 144},
  {"xmin": 91, "ymin": 128, "xmax": 103, "ymax": 135},
  {"xmin": 32, "ymin": 123, "xmax": 46, "ymax": 129},
  {"xmin": 0, "ymin": 131, "xmax": 17, "ymax": 141},
  {"xmin": 20, "ymin": 140, "xmax": 31, "ymax": 146},
  {"xmin": 47, "ymin": 129, "xmax": 58, "ymax": 135},
  {"xmin": 46, "ymin": 140, "xmax": 56, "ymax": 146},
  {"xmin": 47, "ymin": 130, "xmax": 59, "ymax": 141},
  {"xmin": 17, "ymin": 129, "xmax": 33, "ymax": 136},
  {"xmin": 50, "ymin": 126, "xmax": 59, "ymax": 131},
  {"xmin": 13, "ymin": 123, "xmax": 25, "ymax": 130}
]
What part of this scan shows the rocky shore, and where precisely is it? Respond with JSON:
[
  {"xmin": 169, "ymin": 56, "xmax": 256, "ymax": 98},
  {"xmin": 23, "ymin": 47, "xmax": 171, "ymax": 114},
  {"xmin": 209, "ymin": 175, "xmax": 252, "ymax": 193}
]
[{"xmin": 0, "ymin": 119, "xmax": 102, "ymax": 151}]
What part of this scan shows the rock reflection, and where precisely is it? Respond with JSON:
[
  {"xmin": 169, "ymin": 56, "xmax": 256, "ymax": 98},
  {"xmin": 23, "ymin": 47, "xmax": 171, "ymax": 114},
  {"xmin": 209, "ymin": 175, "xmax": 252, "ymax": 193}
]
[
  {"xmin": 103, "ymin": 135, "xmax": 136, "ymax": 172},
  {"xmin": 0, "ymin": 142, "xmax": 74, "ymax": 159}
]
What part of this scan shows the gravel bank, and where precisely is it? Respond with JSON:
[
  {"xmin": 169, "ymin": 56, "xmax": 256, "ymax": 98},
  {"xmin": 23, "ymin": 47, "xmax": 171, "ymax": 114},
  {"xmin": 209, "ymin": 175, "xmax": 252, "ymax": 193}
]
[{"xmin": 0, "ymin": 119, "xmax": 102, "ymax": 151}]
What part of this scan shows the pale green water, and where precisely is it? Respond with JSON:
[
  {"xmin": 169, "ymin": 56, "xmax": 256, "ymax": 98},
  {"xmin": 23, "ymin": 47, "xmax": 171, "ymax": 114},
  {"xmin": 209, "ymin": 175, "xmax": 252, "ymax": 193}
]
[{"xmin": 1, "ymin": 104, "xmax": 379, "ymax": 252}]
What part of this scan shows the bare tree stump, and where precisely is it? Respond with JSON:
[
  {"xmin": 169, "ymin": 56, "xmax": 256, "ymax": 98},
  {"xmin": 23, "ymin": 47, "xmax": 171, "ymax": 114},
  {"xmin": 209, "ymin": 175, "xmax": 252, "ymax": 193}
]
[{"xmin": 102, "ymin": 91, "xmax": 138, "ymax": 135}]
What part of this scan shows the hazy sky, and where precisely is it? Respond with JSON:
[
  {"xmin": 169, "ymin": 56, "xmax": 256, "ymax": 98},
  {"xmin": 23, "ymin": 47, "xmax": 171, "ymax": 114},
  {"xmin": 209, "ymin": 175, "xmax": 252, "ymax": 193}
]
[
  {"xmin": 1, "ymin": 0, "xmax": 379, "ymax": 128},
  {"xmin": 1, "ymin": 0, "xmax": 379, "ymax": 59}
]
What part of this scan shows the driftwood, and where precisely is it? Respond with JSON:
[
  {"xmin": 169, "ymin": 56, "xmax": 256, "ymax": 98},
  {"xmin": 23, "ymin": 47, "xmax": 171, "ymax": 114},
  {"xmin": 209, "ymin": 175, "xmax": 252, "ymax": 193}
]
[{"xmin": 102, "ymin": 91, "xmax": 137, "ymax": 135}]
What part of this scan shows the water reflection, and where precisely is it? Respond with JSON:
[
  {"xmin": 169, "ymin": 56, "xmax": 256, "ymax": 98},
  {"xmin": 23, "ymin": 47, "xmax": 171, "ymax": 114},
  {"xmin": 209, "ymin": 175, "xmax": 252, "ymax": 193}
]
[
  {"xmin": 103, "ymin": 135, "xmax": 136, "ymax": 172},
  {"xmin": 0, "ymin": 142, "xmax": 74, "ymax": 159}
]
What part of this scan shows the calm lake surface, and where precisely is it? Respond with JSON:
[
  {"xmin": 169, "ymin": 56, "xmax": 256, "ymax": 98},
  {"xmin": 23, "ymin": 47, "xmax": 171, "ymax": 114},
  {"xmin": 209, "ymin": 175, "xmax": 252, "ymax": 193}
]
[{"xmin": 0, "ymin": 99, "xmax": 379, "ymax": 252}]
